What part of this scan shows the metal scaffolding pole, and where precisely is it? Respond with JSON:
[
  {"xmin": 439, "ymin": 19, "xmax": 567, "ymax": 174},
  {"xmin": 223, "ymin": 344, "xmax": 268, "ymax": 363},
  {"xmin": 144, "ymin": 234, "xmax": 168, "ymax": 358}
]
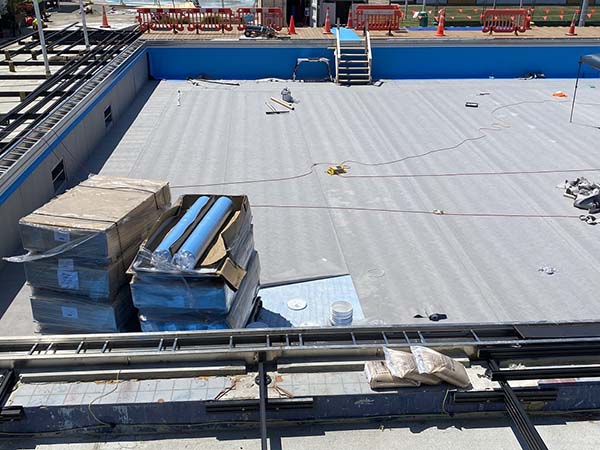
[
  {"xmin": 579, "ymin": 0, "xmax": 589, "ymax": 27},
  {"xmin": 79, "ymin": 0, "xmax": 90, "ymax": 50},
  {"xmin": 31, "ymin": 0, "xmax": 51, "ymax": 77}
]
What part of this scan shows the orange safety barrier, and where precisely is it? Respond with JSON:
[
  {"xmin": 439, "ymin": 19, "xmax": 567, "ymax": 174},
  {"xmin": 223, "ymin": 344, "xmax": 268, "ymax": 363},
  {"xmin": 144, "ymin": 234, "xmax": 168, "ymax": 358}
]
[
  {"xmin": 137, "ymin": 8, "xmax": 186, "ymax": 32},
  {"xmin": 236, "ymin": 7, "xmax": 283, "ymax": 31},
  {"xmin": 199, "ymin": 8, "xmax": 234, "ymax": 32},
  {"xmin": 137, "ymin": 7, "xmax": 234, "ymax": 32},
  {"xmin": 186, "ymin": 8, "xmax": 203, "ymax": 33},
  {"xmin": 481, "ymin": 9, "xmax": 529, "ymax": 35},
  {"xmin": 354, "ymin": 5, "xmax": 403, "ymax": 31}
]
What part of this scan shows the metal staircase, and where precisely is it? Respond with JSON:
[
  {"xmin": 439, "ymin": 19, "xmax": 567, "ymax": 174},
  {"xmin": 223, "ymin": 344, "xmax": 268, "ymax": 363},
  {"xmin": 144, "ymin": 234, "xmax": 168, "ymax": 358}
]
[{"xmin": 335, "ymin": 29, "xmax": 372, "ymax": 86}]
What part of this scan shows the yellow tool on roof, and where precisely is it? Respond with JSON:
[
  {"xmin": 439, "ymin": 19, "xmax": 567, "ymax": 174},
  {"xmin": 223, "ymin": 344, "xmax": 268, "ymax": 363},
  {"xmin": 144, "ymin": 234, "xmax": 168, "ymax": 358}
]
[{"xmin": 326, "ymin": 165, "xmax": 348, "ymax": 176}]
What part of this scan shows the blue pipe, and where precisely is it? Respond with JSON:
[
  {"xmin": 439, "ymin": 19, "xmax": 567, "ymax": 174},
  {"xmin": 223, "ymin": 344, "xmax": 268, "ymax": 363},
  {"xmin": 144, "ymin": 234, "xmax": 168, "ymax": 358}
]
[
  {"xmin": 173, "ymin": 197, "xmax": 234, "ymax": 270},
  {"xmin": 152, "ymin": 196, "xmax": 210, "ymax": 267}
]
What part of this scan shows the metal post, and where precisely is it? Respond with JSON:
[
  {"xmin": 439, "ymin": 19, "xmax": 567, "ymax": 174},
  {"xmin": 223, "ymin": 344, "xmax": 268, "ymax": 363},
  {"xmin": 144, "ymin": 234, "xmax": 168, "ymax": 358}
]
[
  {"xmin": 579, "ymin": 0, "xmax": 589, "ymax": 27},
  {"xmin": 519, "ymin": 0, "xmax": 523, "ymax": 8},
  {"xmin": 32, "ymin": 0, "xmax": 51, "ymax": 77},
  {"xmin": 404, "ymin": 0, "xmax": 408, "ymax": 21},
  {"xmin": 78, "ymin": 0, "xmax": 90, "ymax": 51},
  {"xmin": 258, "ymin": 361, "xmax": 269, "ymax": 450},
  {"xmin": 570, "ymin": 61, "xmax": 582, "ymax": 123}
]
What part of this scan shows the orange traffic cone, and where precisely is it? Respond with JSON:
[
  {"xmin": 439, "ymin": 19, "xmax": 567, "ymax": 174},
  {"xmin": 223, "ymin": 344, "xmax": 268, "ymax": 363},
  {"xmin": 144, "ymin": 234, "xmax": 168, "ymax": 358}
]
[
  {"xmin": 347, "ymin": 8, "xmax": 354, "ymax": 28},
  {"xmin": 435, "ymin": 9, "xmax": 445, "ymax": 36},
  {"xmin": 101, "ymin": 6, "xmax": 111, "ymax": 29},
  {"xmin": 567, "ymin": 13, "xmax": 577, "ymax": 36},
  {"xmin": 323, "ymin": 7, "xmax": 332, "ymax": 34},
  {"xmin": 288, "ymin": 15, "xmax": 296, "ymax": 34}
]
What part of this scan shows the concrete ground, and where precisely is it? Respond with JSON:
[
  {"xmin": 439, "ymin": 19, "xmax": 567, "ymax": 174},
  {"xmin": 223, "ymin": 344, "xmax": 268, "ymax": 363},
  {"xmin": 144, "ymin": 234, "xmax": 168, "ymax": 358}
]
[{"xmin": 2, "ymin": 416, "xmax": 600, "ymax": 450}]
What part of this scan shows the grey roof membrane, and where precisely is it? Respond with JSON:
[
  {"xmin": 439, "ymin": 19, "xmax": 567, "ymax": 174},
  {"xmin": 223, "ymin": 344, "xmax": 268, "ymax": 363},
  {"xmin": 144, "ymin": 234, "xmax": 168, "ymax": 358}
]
[
  {"xmin": 3, "ymin": 77, "xmax": 600, "ymax": 335},
  {"xmin": 85, "ymin": 77, "xmax": 600, "ymax": 325}
]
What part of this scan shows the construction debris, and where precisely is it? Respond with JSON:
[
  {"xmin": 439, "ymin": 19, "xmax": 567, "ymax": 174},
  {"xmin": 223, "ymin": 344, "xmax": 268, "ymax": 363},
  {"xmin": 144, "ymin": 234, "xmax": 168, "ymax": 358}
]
[
  {"xmin": 270, "ymin": 96, "xmax": 294, "ymax": 110},
  {"xmin": 281, "ymin": 87, "xmax": 294, "ymax": 103},
  {"xmin": 562, "ymin": 177, "xmax": 600, "ymax": 214},
  {"xmin": 265, "ymin": 102, "xmax": 289, "ymax": 115}
]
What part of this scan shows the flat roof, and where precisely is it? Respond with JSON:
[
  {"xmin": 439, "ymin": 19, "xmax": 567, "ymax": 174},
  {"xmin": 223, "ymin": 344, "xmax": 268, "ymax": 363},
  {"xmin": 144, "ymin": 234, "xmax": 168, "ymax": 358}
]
[
  {"xmin": 2, "ymin": 77, "xmax": 600, "ymax": 334},
  {"xmin": 88, "ymin": 77, "xmax": 600, "ymax": 325}
]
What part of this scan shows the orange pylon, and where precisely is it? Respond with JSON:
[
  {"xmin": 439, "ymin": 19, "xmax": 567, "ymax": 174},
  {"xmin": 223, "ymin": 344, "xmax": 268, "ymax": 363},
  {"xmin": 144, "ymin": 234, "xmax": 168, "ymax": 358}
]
[
  {"xmin": 288, "ymin": 15, "xmax": 297, "ymax": 34},
  {"xmin": 347, "ymin": 8, "xmax": 354, "ymax": 28},
  {"xmin": 323, "ymin": 7, "xmax": 332, "ymax": 34},
  {"xmin": 435, "ymin": 9, "xmax": 446, "ymax": 36},
  {"xmin": 101, "ymin": 6, "xmax": 111, "ymax": 29},
  {"xmin": 566, "ymin": 13, "xmax": 577, "ymax": 36}
]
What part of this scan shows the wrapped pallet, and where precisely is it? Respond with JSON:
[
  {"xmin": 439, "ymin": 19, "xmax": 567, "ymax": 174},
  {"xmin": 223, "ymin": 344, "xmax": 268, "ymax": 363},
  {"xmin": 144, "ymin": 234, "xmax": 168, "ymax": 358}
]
[
  {"xmin": 30, "ymin": 287, "xmax": 137, "ymax": 334},
  {"xmin": 19, "ymin": 176, "xmax": 171, "ymax": 261},
  {"xmin": 130, "ymin": 194, "xmax": 260, "ymax": 331},
  {"xmin": 8, "ymin": 175, "xmax": 171, "ymax": 334},
  {"xmin": 138, "ymin": 251, "xmax": 261, "ymax": 332}
]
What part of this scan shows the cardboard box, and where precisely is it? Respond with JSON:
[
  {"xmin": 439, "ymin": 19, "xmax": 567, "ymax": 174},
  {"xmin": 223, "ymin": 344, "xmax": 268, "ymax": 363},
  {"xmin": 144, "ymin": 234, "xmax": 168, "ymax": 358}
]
[
  {"xmin": 30, "ymin": 286, "xmax": 137, "ymax": 334},
  {"xmin": 130, "ymin": 226, "xmax": 255, "ymax": 314},
  {"xmin": 130, "ymin": 194, "xmax": 253, "ymax": 290},
  {"xmin": 138, "ymin": 251, "xmax": 261, "ymax": 331},
  {"xmin": 23, "ymin": 244, "xmax": 138, "ymax": 302},
  {"xmin": 19, "ymin": 176, "xmax": 171, "ymax": 262}
]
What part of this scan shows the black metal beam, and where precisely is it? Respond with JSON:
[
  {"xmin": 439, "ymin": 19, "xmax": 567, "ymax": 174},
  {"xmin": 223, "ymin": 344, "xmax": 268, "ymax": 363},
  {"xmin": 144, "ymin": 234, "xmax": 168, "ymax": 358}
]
[
  {"xmin": 491, "ymin": 365, "xmax": 600, "ymax": 381},
  {"xmin": 258, "ymin": 360, "xmax": 269, "ymax": 450},
  {"xmin": 452, "ymin": 388, "xmax": 558, "ymax": 404},
  {"xmin": 489, "ymin": 361, "xmax": 549, "ymax": 450},
  {"xmin": 0, "ymin": 60, "xmax": 73, "ymax": 66}
]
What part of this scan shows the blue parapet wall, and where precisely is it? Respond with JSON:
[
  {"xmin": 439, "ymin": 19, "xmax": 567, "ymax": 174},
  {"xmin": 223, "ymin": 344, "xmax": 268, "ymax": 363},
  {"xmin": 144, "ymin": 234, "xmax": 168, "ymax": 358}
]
[{"xmin": 146, "ymin": 44, "xmax": 600, "ymax": 80}]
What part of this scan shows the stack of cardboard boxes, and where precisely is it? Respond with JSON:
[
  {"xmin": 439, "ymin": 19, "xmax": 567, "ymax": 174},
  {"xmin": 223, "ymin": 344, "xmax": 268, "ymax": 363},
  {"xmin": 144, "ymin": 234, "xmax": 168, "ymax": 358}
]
[{"xmin": 17, "ymin": 176, "xmax": 170, "ymax": 333}]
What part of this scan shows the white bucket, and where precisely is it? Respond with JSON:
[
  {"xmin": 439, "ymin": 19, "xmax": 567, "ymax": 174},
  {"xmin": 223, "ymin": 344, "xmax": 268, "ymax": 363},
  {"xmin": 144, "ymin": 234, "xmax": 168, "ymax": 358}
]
[{"xmin": 330, "ymin": 301, "xmax": 353, "ymax": 326}]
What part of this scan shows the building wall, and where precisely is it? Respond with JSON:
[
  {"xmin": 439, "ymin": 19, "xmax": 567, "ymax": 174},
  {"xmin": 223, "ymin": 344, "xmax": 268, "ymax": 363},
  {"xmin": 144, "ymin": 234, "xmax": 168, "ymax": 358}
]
[{"xmin": 0, "ymin": 51, "xmax": 149, "ymax": 267}]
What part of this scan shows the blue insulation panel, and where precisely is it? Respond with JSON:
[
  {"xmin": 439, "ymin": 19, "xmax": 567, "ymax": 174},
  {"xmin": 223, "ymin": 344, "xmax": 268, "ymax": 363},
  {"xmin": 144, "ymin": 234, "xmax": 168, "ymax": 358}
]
[{"xmin": 257, "ymin": 275, "xmax": 364, "ymax": 327}]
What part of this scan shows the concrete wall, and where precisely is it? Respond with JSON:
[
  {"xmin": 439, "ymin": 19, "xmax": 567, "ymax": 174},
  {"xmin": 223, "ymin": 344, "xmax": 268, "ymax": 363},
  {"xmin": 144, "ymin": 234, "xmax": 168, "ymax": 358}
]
[{"xmin": 0, "ymin": 51, "xmax": 149, "ymax": 266}]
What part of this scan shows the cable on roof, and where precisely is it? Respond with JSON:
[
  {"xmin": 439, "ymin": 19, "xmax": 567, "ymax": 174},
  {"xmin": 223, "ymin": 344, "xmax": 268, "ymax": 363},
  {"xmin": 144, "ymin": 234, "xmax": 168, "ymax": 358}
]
[{"xmin": 171, "ymin": 99, "xmax": 579, "ymax": 190}]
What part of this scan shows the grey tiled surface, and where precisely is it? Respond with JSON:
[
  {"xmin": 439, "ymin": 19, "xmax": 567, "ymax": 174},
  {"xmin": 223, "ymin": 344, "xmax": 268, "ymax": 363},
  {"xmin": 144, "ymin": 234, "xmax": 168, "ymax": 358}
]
[
  {"xmin": 9, "ymin": 372, "xmax": 376, "ymax": 406},
  {"xmin": 9, "ymin": 376, "xmax": 236, "ymax": 406},
  {"xmin": 90, "ymin": 78, "xmax": 600, "ymax": 324}
]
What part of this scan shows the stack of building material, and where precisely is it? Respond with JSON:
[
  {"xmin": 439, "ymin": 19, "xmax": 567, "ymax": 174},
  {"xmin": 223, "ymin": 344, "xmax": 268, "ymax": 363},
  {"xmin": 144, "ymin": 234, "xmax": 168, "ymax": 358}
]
[
  {"xmin": 16, "ymin": 176, "xmax": 171, "ymax": 334},
  {"xmin": 130, "ymin": 194, "xmax": 260, "ymax": 332}
]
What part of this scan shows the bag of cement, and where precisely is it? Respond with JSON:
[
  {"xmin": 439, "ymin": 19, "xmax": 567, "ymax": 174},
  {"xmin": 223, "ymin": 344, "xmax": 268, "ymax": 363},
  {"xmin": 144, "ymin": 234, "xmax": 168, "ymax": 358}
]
[
  {"xmin": 364, "ymin": 361, "xmax": 419, "ymax": 389},
  {"xmin": 410, "ymin": 346, "xmax": 471, "ymax": 388},
  {"xmin": 383, "ymin": 347, "xmax": 441, "ymax": 385}
]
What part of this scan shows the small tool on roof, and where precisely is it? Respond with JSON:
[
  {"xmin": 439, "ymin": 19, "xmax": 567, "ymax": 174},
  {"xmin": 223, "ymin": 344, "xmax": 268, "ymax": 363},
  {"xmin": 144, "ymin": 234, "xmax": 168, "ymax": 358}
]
[{"xmin": 326, "ymin": 165, "xmax": 348, "ymax": 176}]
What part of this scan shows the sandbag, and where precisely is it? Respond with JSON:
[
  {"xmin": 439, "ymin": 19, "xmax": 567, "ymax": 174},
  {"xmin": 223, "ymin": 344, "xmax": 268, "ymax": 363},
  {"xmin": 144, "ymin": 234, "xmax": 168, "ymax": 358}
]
[
  {"xmin": 364, "ymin": 361, "xmax": 419, "ymax": 389},
  {"xmin": 410, "ymin": 346, "xmax": 471, "ymax": 388},
  {"xmin": 383, "ymin": 347, "xmax": 441, "ymax": 385}
]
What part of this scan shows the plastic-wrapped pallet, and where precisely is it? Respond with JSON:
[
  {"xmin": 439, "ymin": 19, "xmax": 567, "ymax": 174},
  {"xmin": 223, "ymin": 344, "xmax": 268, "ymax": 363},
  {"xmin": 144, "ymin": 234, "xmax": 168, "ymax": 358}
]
[
  {"xmin": 8, "ymin": 175, "xmax": 171, "ymax": 334},
  {"xmin": 130, "ymin": 226, "xmax": 255, "ymax": 314},
  {"xmin": 130, "ymin": 194, "xmax": 260, "ymax": 331},
  {"xmin": 138, "ymin": 251, "xmax": 261, "ymax": 332},
  {"xmin": 30, "ymin": 287, "xmax": 137, "ymax": 334},
  {"xmin": 19, "ymin": 176, "xmax": 171, "ymax": 261},
  {"xmin": 21, "ymin": 245, "xmax": 138, "ymax": 302}
]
